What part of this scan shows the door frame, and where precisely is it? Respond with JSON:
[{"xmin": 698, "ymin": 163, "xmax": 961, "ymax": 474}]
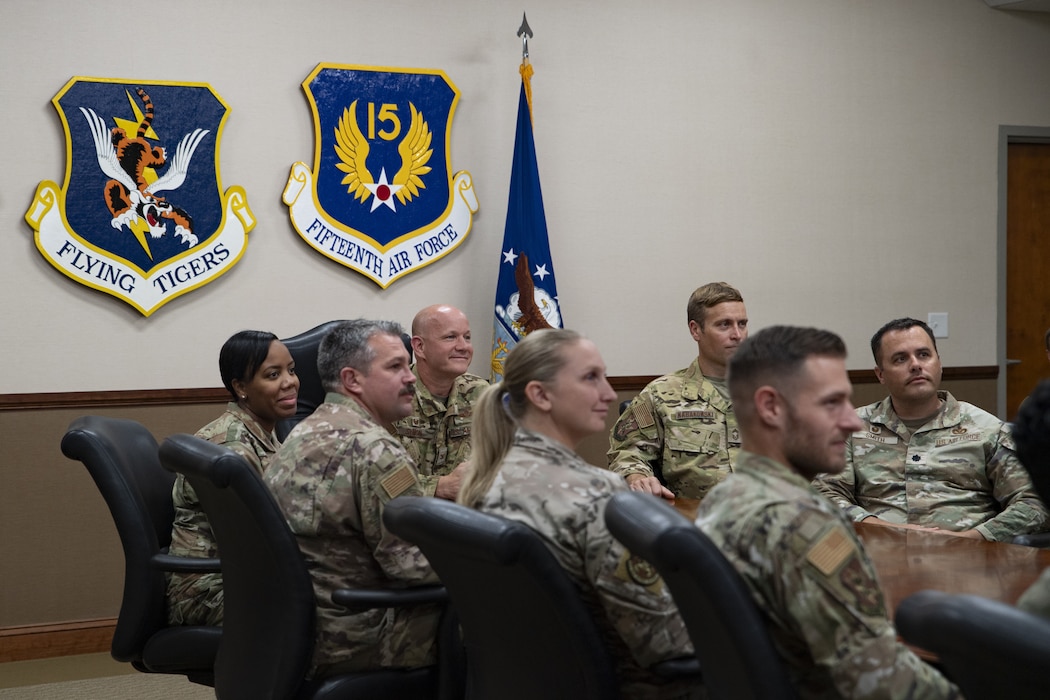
[{"xmin": 997, "ymin": 125, "xmax": 1050, "ymax": 419}]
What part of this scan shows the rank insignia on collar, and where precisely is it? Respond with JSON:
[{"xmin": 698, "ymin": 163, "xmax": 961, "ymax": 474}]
[
  {"xmin": 283, "ymin": 64, "xmax": 479, "ymax": 288},
  {"xmin": 26, "ymin": 77, "xmax": 253, "ymax": 316}
]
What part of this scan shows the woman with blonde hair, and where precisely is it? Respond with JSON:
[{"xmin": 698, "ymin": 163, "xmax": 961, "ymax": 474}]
[{"xmin": 459, "ymin": 328, "xmax": 700, "ymax": 699}]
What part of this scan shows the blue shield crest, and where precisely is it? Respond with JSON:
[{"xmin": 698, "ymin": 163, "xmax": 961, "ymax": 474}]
[
  {"xmin": 284, "ymin": 64, "xmax": 478, "ymax": 287},
  {"xmin": 26, "ymin": 77, "xmax": 254, "ymax": 316}
]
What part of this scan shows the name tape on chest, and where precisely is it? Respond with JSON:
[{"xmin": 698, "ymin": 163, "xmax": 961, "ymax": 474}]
[
  {"xmin": 676, "ymin": 409, "xmax": 717, "ymax": 422},
  {"xmin": 935, "ymin": 433, "xmax": 979, "ymax": 447},
  {"xmin": 852, "ymin": 430, "xmax": 898, "ymax": 444}
]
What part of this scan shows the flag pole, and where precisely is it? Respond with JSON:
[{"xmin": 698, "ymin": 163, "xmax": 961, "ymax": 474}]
[
  {"xmin": 517, "ymin": 13, "xmax": 534, "ymax": 117},
  {"xmin": 491, "ymin": 12, "xmax": 561, "ymax": 382}
]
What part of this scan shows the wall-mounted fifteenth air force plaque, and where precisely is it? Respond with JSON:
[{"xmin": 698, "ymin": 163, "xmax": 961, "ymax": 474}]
[
  {"xmin": 283, "ymin": 64, "xmax": 478, "ymax": 288},
  {"xmin": 26, "ymin": 77, "xmax": 253, "ymax": 316}
]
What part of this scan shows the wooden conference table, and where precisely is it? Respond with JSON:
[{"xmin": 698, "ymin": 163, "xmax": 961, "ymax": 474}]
[{"xmin": 855, "ymin": 520, "xmax": 1050, "ymax": 616}]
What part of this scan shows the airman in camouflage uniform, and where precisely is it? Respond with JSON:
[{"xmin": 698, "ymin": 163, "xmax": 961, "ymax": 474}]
[
  {"xmin": 395, "ymin": 369, "xmax": 488, "ymax": 495},
  {"xmin": 609, "ymin": 360, "xmax": 741, "ymax": 507},
  {"xmin": 167, "ymin": 402, "xmax": 280, "ymax": 626},
  {"xmin": 478, "ymin": 428, "xmax": 701, "ymax": 700},
  {"xmin": 698, "ymin": 453, "xmax": 958, "ymax": 699},
  {"xmin": 263, "ymin": 320, "xmax": 440, "ymax": 676},
  {"xmin": 609, "ymin": 282, "xmax": 747, "ymax": 519},
  {"xmin": 701, "ymin": 325, "xmax": 958, "ymax": 699},
  {"xmin": 816, "ymin": 318, "xmax": 1049, "ymax": 541},
  {"xmin": 816, "ymin": 391, "xmax": 1049, "ymax": 540},
  {"xmin": 394, "ymin": 304, "xmax": 487, "ymax": 500}
]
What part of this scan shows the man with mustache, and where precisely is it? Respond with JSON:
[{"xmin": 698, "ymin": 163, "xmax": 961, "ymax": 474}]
[
  {"xmin": 816, "ymin": 317, "xmax": 1049, "ymax": 541},
  {"xmin": 264, "ymin": 319, "xmax": 440, "ymax": 677},
  {"xmin": 395, "ymin": 304, "xmax": 487, "ymax": 500},
  {"xmin": 697, "ymin": 325, "xmax": 958, "ymax": 698},
  {"xmin": 609, "ymin": 281, "xmax": 747, "ymax": 520}
]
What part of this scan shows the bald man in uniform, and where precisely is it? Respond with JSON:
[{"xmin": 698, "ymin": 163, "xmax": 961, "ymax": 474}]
[{"xmin": 395, "ymin": 304, "xmax": 488, "ymax": 500}]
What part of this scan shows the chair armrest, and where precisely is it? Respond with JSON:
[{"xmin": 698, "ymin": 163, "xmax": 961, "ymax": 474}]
[
  {"xmin": 332, "ymin": 584, "xmax": 447, "ymax": 610},
  {"xmin": 652, "ymin": 656, "xmax": 703, "ymax": 680},
  {"xmin": 1012, "ymin": 532, "xmax": 1050, "ymax": 548},
  {"xmin": 151, "ymin": 551, "xmax": 223, "ymax": 574}
]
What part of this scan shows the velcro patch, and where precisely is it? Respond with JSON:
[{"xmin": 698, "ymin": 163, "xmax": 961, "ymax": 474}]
[
  {"xmin": 614, "ymin": 550, "xmax": 663, "ymax": 593},
  {"xmin": 634, "ymin": 403, "xmax": 655, "ymax": 429},
  {"xmin": 677, "ymin": 409, "xmax": 715, "ymax": 420},
  {"xmin": 806, "ymin": 527, "xmax": 855, "ymax": 577},
  {"xmin": 380, "ymin": 465, "xmax": 416, "ymax": 499}
]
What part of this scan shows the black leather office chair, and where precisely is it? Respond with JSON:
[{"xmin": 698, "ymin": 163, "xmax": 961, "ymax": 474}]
[
  {"xmin": 1012, "ymin": 532, "xmax": 1050, "ymax": 548},
  {"xmin": 605, "ymin": 491, "xmax": 797, "ymax": 700},
  {"xmin": 276, "ymin": 320, "xmax": 348, "ymax": 441},
  {"xmin": 383, "ymin": 496, "xmax": 700, "ymax": 700},
  {"xmin": 895, "ymin": 589, "xmax": 1050, "ymax": 700},
  {"xmin": 277, "ymin": 321, "xmax": 414, "ymax": 441},
  {"xmin": 60, "ymin": 416, "xmax": 220, "ymax": 685},
  {"xmin": 158, "ymin": 433, "xmax": 454, "ymax": 700}
]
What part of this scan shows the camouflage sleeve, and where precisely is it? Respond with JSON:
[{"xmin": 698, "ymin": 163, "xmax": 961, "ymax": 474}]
[
  {"xmin": 584, "ymin": 497, "xmax": 692, "ymax": 667},
  {"xmin": 1017, "ymin": 568, "xmax": 1050, "ymax": 620},
  {"xmin": 975, "ymin": 425, "xmax": 1050, "ymax": 541},
  {"xmin": 607, "ymin": 390, "xmax": 661, "ymax": 480},
  {"xmin": 355, "ymin": 438, "xmax": 438, "ymax": 585},
  {"xmin": 415, "ymin": 473, "xmax": 439, "ymax": 498},
  {"xmin": 197, "ymin": 417, "xmax": 267, "ymax": 473},
  {"xmin": 813, "ymin": 435, "xmax": 873, "ymax": 522},
  {"xmin": 217, "ymin": 440, "xmax": 265, "ymax": 473},
  {"xmin": 776, "ymin": 511, "xmax": 958, "ymax": 699}
]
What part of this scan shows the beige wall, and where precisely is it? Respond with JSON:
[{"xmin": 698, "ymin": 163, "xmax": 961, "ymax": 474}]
[{"xmin": 3, "ymin": 1, "xmax": 1050, "ymax": 395}]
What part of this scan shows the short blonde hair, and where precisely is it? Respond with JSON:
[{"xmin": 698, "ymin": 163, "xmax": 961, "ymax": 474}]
[{"xmin": 687, "ymin": 282, "xmax": 743, "ymax": 328}]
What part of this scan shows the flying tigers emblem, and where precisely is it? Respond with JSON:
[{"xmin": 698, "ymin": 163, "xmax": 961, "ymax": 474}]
[
  {"xmin": 334, "ymin": 100, "xmax": 433, "ymax": 212},
  {"xmin": 26, "ymin": 77, "xmax": 253, "ymax": 316}
]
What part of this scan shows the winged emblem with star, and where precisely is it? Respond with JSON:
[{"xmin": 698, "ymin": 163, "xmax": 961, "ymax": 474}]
[{"xmin": 334, "ymin": 100, "xmax": 433, "ymax": 212}]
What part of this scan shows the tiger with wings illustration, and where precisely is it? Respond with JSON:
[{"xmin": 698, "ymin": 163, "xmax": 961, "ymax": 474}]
[{"xmin": 80, "ymin": 88, "xmax": 209, "ymax": 248}]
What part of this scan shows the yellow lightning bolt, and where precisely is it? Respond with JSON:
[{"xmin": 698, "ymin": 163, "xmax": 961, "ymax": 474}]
[{"xmin": 113, "ymin": 89, "xmax": 159, "ymax": 259}]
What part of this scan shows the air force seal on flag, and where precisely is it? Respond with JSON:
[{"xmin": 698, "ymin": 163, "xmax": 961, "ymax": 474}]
[
  {"xmin": 283, "ymin": 64, "xmax": 478, "ymax": 287},
  {"xmin": 25, "ymin": 77, "xmax": 253, "ymax": 316}
]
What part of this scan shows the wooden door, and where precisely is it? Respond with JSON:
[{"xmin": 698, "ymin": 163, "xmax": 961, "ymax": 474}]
[{"xmin": 1006, "ymin": 143, "xmax": 1050, "ymax": 421}]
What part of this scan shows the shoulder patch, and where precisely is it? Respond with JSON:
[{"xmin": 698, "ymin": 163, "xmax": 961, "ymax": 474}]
[
  {"xmin": 633, "ymin": 402, "xmax": 655, "ymax": 429},
  {"xmin": 380, "ymin": 465, "xmax": 417, "ymax": 499},
  {"xmin": 614, "ymin": 550, "xmax": 663, "ymax": 593},
  {"xmin": 805, "ymin": 527, "xmax": 856, "ymax": 577}
]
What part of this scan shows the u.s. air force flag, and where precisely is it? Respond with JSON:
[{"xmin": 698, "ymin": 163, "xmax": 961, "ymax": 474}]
[
  {"xmin": 490, "ymin": 61, "xmax": 562, "ymax": 382},
  {"xmin": 25, "ymin": 77, "xmax": 253, "ymax": 316},
  {"xmin": 283, "ymin": 64, "xmax": 479, "ymax": 288}
]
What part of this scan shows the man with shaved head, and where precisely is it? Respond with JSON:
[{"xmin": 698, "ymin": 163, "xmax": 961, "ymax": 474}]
[{"xmin": 395, "ymin": 304, "xmax": 488, "ymax": 500}]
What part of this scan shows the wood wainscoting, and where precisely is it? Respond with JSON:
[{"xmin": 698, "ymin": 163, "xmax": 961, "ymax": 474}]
[{"xmin": 0, "ymin": 619, "xmax": 117, "ymax": 663}]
